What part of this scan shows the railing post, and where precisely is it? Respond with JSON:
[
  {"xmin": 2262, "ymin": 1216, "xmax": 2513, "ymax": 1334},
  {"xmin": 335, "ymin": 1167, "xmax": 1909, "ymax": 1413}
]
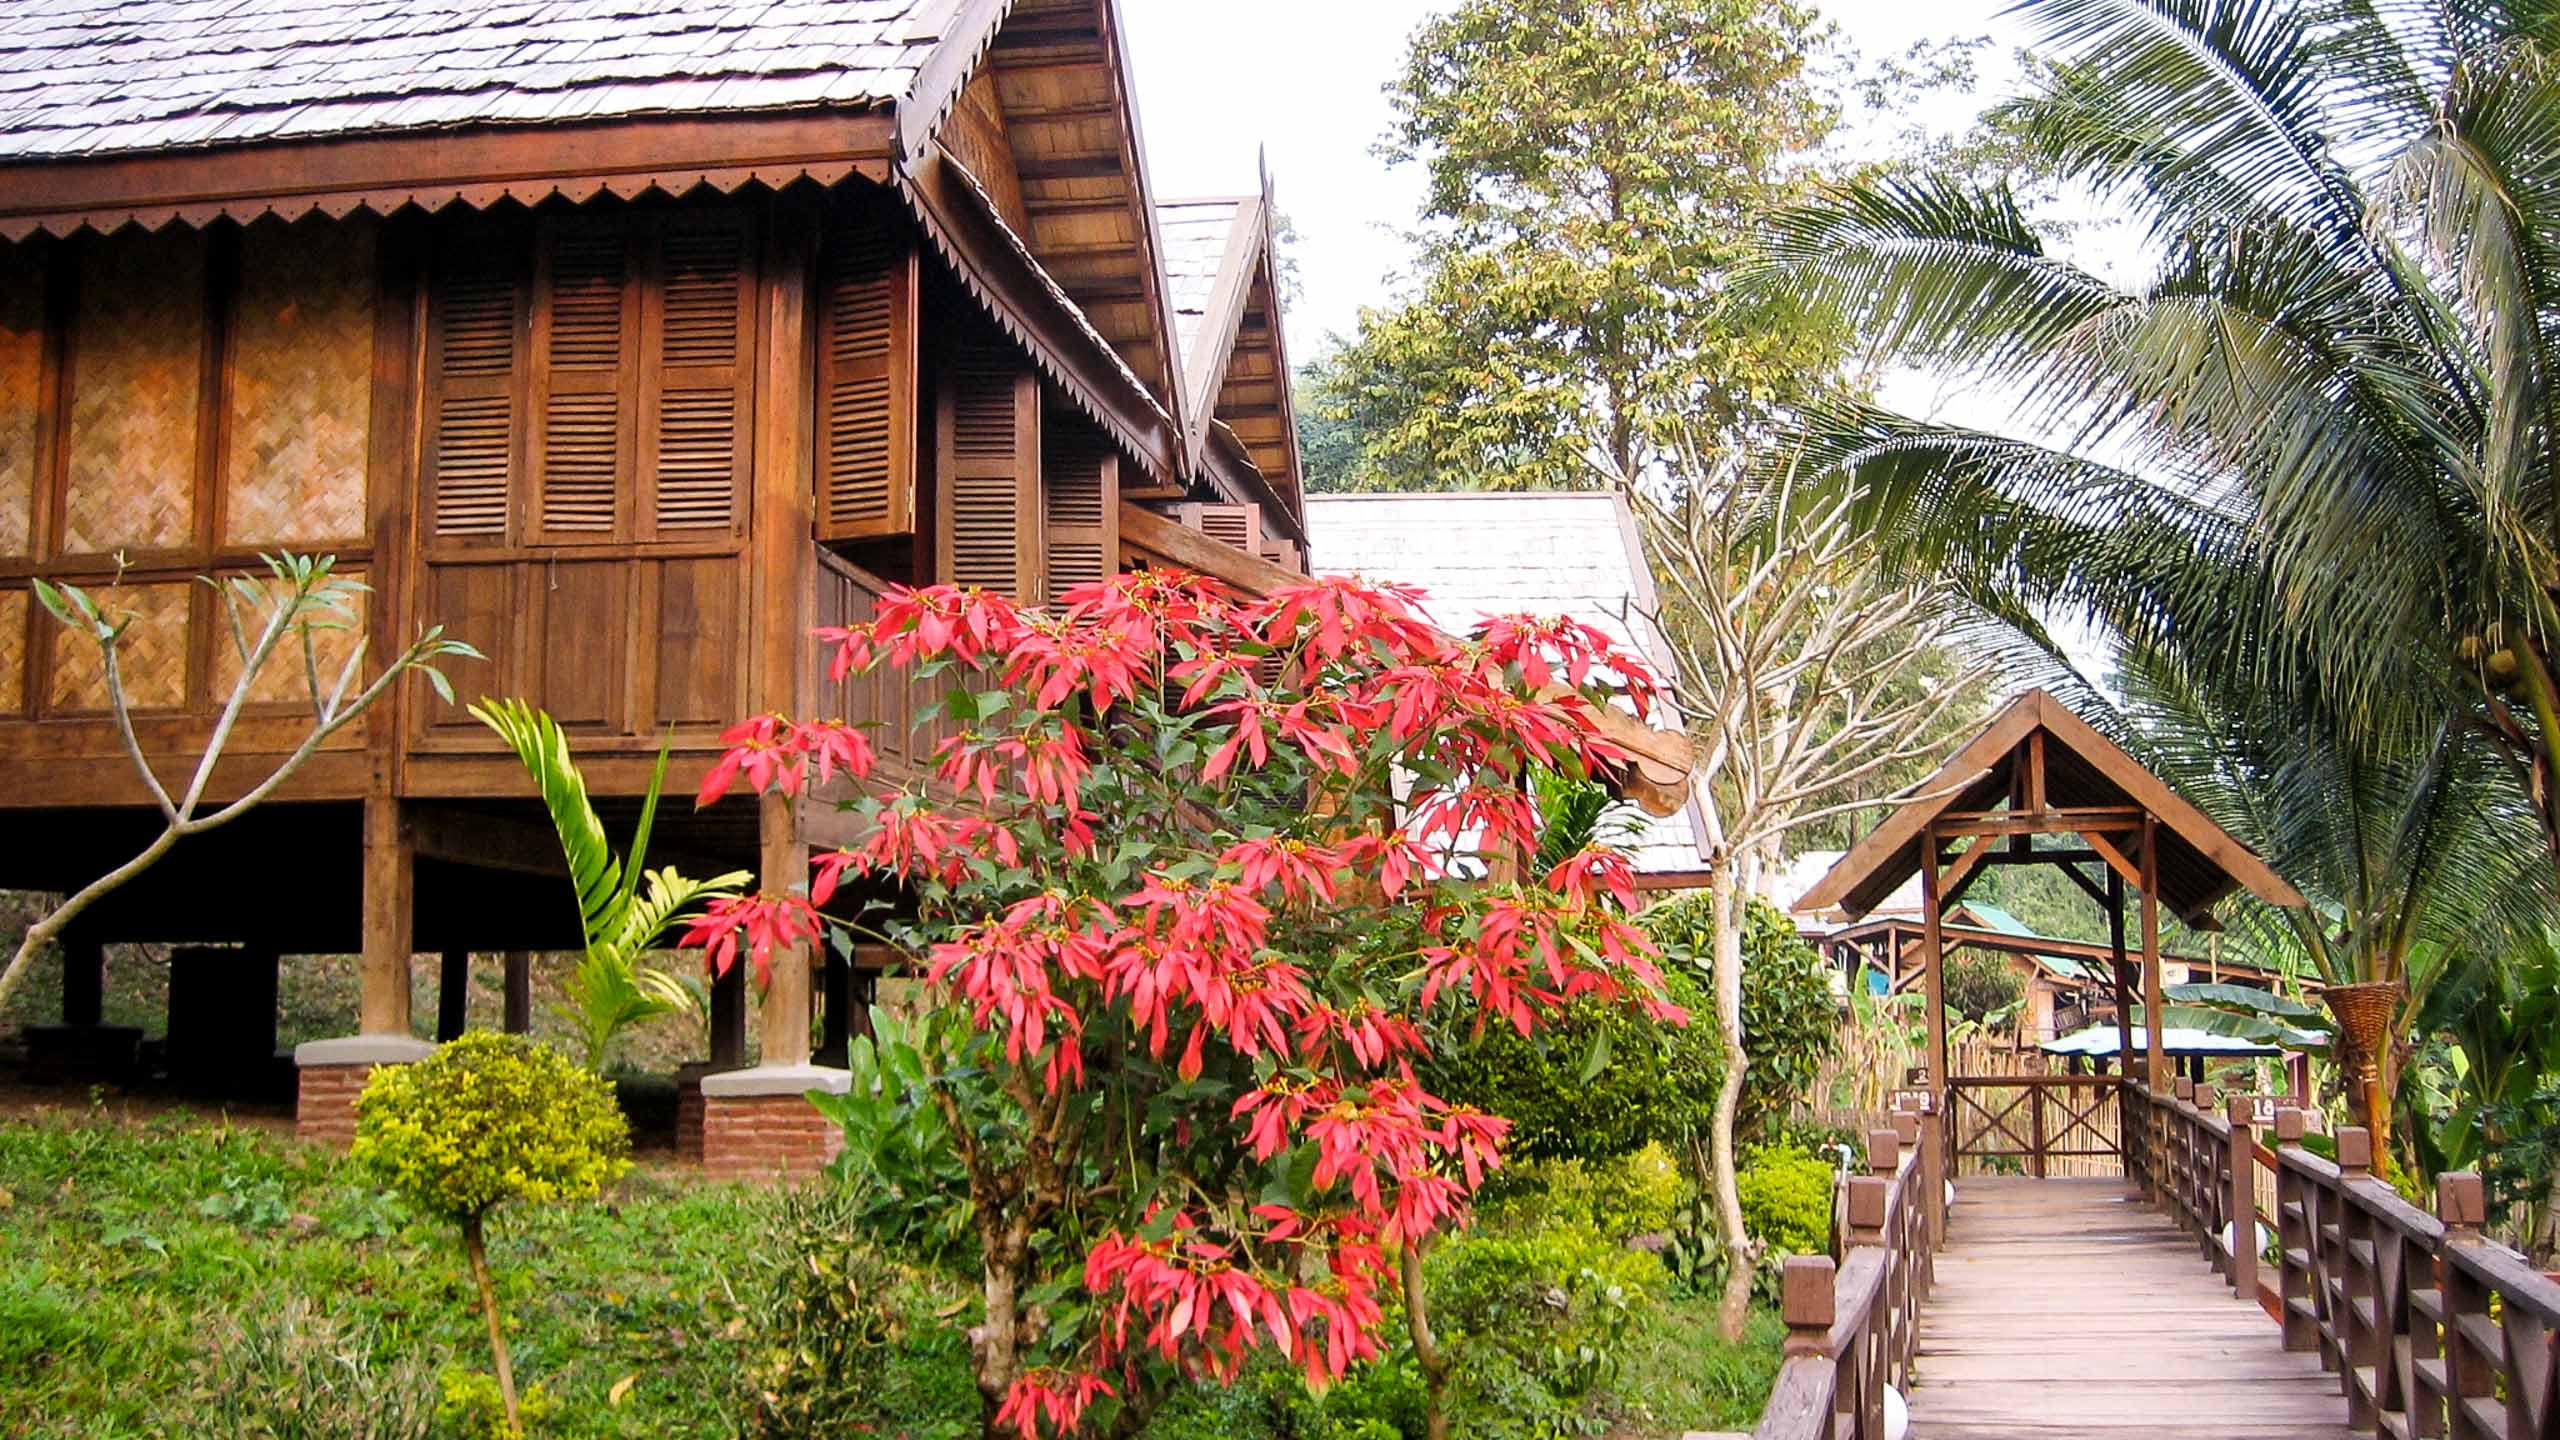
[
  {"xmin": 2029, "ymin": 1081, "xmax": 2047, "ymax": 1179},
  {"xmin": 2437, "ymin": 1173, "xmax": 2496, "ymax": 1440},
  {"xmin": 2225, "ymin": 1092, "xmax": 2258, "ymax": 1306},
  {"xmin": 2335, "ymin": 1126, "xmax": 2377, "ymax": 1424},
  {"xmin": 2275, "ymin": 1107, "xmax": 2318, "ymax": 1354},
  {"xmin": 2193, "ymin": 1082, "xmax": 2221, "ymax": 1267},
  {"xmin": 1782, "ymin": 1254, "xmax": 1837, "ymax": 1357}
]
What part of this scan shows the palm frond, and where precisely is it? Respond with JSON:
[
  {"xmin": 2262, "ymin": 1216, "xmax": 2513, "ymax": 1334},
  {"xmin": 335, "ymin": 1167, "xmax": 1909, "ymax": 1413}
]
[{"xmin": 470, "ymin": 697, "xmax": 621, "ymax": 953}]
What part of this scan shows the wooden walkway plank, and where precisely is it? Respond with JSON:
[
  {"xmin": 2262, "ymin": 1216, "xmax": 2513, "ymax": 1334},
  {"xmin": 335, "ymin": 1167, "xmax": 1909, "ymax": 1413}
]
[{"xmin": 1905, "ymin": 1176, "xmax": 2359, "ymax": 1440}]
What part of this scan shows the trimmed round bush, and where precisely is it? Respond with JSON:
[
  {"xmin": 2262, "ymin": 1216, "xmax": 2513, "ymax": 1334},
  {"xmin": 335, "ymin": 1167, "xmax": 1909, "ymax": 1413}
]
[
  {"xmin": 353, "ymin": 1032, "xmax": 631, "ymax": 1218},
  {"xmin": 354, "ymin": 1032, "xmax": 630, "ymax": 1435}
]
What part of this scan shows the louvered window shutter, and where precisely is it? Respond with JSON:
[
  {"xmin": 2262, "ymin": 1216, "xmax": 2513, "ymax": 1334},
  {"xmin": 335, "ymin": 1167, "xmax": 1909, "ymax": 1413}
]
[
  {"xmin": 816, "ymin": 219, "xmax": 918, "ymax": 541},
  {"xmin": 1042, "ymin": 417, "xmax": 1118, "ymax": 597},
  {"xmin": 531, "ymin": 219, "xmax": 636, "ymax": 539},
  {"xmin": 1178, "ymin": 501, "xmax": 1264, "ymax": 557},
  {"xmin": 936, "ymin": 347, "xmax": 1041, "ymax": 601},
  {"xmin": 424, "ymin": 238, "xmax": 524, "ymax": 541},
  {"xmin": 645, "ymin": 216, "xmax": 755, "ymax": 536}
]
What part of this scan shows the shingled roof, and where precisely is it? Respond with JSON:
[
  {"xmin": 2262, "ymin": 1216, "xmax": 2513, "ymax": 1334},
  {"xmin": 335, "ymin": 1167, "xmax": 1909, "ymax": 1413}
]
[
  {"xmin": 0, "ymin": 0, "xmax": 961, "ymax": 161},
  {"xmin": 1159, "ymin": 197, "xmax": 1244, "ymax": 366}
]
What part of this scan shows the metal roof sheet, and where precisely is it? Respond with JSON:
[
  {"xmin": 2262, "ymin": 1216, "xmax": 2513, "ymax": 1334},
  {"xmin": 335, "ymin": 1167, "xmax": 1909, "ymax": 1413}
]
[{"xmin": 0, "ymin": 0, "xmax": 951, "ymax": 160}]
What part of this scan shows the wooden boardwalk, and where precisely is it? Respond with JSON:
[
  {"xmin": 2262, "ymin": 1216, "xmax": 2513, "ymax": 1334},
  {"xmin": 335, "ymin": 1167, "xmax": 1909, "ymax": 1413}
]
[{"xmin": 1906, "ymin": 1176, "xmax": 2358, "ymax": 1439}]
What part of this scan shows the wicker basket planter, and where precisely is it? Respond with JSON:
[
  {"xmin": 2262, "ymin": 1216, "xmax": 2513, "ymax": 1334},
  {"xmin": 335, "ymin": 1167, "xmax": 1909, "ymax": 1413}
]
[{"xmin": 2322, "ymin": 981, "xmax": 2403, "ymax": 1066}]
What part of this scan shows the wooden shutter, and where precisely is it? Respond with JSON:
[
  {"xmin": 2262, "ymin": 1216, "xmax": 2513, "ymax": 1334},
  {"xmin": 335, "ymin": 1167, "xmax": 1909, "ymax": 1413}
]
[
  {"xmin": 424, "ymin": 236, "xmax": 524, "ymax": 541},
  {"xmin": 1043, "ymin": 415, "xmax": 1118, "ymax": 597},
  {"xmin": 1178, "ymin": 501, "xmax": 1263, "ymax": 557},
  {"xmin": 815, "ymin": 218, "xmax": 918, "ymax": 541},
  {"xmin": 936, "ymin": 345, "xmax": 1041, "ymax": 601},
  {"xmin": 646, "ymin": 216, "xmax": 754, "ymax": 535},
  {"xmin": 531, "ymin": 219, "xmax": 635, "ymax": 539},
  {"xmin": 1259, "ymin": 537, "xmax": 1302, "ymax": 573}
]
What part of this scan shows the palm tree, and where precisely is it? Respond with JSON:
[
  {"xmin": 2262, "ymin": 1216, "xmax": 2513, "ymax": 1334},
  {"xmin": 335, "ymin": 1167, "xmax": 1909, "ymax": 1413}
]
[
  {"xmin": 1754, "ymin": 0, "xmax": 2560, "ymax": 1141},
  {"xmin": 1759, "ymin": 0, "xmax": 2560, "ymax": 859},
  {"xmin": 2107, "ymin": 643, "xmax": 2550, "ymax": 1157}
]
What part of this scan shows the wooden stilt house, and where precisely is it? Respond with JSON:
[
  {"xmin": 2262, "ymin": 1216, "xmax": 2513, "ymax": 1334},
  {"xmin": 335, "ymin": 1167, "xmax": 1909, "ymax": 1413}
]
[{"xmin": 0, "ymin": 0, "xmax": 1344, "ymax": 1169}]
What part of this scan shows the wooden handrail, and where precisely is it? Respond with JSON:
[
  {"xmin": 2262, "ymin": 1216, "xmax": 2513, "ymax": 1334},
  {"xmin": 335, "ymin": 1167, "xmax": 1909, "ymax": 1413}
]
[
  {"xmin": 1755, "ymin": 1094, "xmax": 1947, "ymax": 1439},
  {"xmin": 2120, "ymin": 1086, "xmax": 2557, "ymax": 1438}
]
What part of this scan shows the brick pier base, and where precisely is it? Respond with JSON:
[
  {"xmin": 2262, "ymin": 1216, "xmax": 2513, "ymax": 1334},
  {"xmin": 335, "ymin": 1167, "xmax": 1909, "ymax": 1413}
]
[
  {"xmin": 294, "ymin": 1035, "xmax": 436, "ymax": 1146},
  {"xmin": 700, "ymin": 1065, "xmax": 851, "ymax": 1181}
]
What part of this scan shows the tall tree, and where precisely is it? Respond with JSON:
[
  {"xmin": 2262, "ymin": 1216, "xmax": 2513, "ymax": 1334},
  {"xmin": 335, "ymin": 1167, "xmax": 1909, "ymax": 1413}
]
[
  {"xmin": 1758, "ymin": 0, "xmax": 2560, "ymax": 1109},
  {"xmin": 1321, "ymin": 0, "xmax": 1844, "ymax": 491},
  {"xmin": 1632, "ymin": 452, "xmax": 1992, "ymax": 1337}
]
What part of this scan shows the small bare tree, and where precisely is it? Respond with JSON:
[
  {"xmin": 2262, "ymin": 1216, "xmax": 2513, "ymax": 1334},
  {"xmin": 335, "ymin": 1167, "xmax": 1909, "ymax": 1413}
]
[
  {"xmin": 1623, "ymin": 448, "xmax": 1993, "ymax": 1338},
  {"xmin": 0, "ymin": 552, "xmax": 477, "ymax": 1014}
]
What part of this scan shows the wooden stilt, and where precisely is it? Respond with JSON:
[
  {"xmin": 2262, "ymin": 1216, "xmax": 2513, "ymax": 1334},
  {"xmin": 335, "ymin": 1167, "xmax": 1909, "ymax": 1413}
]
[
  {"xmin": 758, "ymin": 791, "xmax": 811, "ymax": 1067},
  {"xmin": 709, "ymin": 956, "xmax": 746, "ymax": 1068},
  {"xmin": 359, "ymin": 795, "xmax": 415, "ymax": 1036},
  {"xmin": 61, "ymin": 930, "xmax": 103, "ymax": 1028},
  {"xmin": 501, "ymin": 952, "xmax": 532, "ymax": 1034},
  {"xmin": 437, "ymin": 948, "xmax": 469, "ymax": 1042}
]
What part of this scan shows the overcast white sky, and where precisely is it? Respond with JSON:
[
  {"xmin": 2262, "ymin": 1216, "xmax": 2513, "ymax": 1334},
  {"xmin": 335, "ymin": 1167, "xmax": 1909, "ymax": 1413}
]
[{"xmin": 1119, "ymin": 0, "xmax": 2043, "ymax": 365}]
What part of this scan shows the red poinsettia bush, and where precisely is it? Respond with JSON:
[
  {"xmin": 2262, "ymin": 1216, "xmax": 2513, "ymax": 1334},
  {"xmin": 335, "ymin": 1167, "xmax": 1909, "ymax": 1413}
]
[{"xmin": 687, "ymin": 568, "xmax": 1677, "ymax": 1439}]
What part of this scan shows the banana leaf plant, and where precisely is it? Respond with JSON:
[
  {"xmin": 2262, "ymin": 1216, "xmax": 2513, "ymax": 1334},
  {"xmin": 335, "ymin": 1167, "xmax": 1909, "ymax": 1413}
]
[{"xmin": 471, "ymin": 698, "xmax": 751, "ymax": 1071}]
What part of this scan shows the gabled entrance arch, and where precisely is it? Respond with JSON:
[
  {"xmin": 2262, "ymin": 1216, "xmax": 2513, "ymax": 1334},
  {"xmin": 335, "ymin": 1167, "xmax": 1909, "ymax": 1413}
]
[{"xmin": 1795, "ymin": 690, "xmax": 2305, "ymax": 1132}]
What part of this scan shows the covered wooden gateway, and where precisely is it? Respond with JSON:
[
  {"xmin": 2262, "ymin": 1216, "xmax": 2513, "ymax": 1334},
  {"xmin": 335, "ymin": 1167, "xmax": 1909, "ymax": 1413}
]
[{"xmin": 1796, "ymin": 691, "xmax": 2303, "ymax": 1146}]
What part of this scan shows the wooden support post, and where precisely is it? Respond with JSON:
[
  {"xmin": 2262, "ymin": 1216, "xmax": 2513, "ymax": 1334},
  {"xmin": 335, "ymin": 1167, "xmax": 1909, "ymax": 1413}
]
[
  {"xmin": 2029, "ymin": 1083, "xmax": 2047, "ymax": 1179},
  {"xmin": 2107, "ymin": 866, "xmax": 2137, "ymax": 1186},
  {"xmin": 709, "ymin": 955, "xmax": 746, "ymax": 1069},
  {"xmin": 501, "ymin": 952, "xmax": 532, "ymax": 1035},
  {"xmin": 758, "ymin": 793, "xmax": 812, "ymax": 1067},
  {"xmin": 1919, "ymin": 822, "xmax": 1950, "ymax": 1132},
  {"xmin": 817, "ymin": 945, "xmax": 852, "ymax": 1068},
  {"xmin": 436, "ymin": 949, "xmax": 469, "ymax": 1042},
  {"xmin": 2140, "ymin": 815, "xmax": 2165, "ymax": 1200},
  {"xmin": 61, "ymin": 930, "xmax": 104, "ymax": 1027},
  {"xmin": 2226, "ymin": 1093, "xmax": 2257, "ymax": 1303},
  {"xmin": 359, "ymin": 795, "xmax": 415, "ymax": 1036}
]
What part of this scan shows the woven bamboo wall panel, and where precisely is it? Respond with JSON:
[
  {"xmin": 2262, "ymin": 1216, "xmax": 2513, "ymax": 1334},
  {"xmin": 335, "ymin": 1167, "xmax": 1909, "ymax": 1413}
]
[
  {"xmin": 0, "ymin": 588, "xmax": 24, "ymax": 715},
  {"xmin": 49, "ymin": 581, "xmax": 189, "ymax": 712},
  {"xmin": 210, "ymin": 570, "xmax": 367, "ymax": 707},
  {"xmin": 0, "ymin": 253, "xmax": 41, "ymax": 558},
  {"xmin": 64, "ymin": 227, "xmax": 206, "ymax": 555},
  {"xmin": 224, "ymin": 220, "xmax": 374, "ymax": 547}
]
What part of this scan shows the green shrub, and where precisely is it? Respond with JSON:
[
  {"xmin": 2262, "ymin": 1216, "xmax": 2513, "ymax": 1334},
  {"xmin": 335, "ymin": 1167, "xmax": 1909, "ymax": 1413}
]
[
  {"xmin": 355, "ymin": 1033, "xmax": 631, "ymax": 1435},
  {"xmin": 437, "ymin": 1369, "xmax": 556, "ymax": 1440},
  {"xmin": 1737, "ymin": 1145, "xmax": 1834, "ymax": 1259},
  {"xmin": 739, "ymin": 1186, "xmax": 949, "ymax": 1439},
  {"xmin": 1945, "ymin": 952, "xmax": 2024, "ymax": 1023},
  {"xmin": 1484, "ymin": 1143, "xmax": 1685, "ymax": 1242},
  {"xmin": 1423, "ymin": 957, "xmax": 1719, "ymax": 1163},
  {"xmin": 1428, "ymin": 1229, "xmax": 1663, "ymax": 1439},
  {"xmin": 1640, "ymin": 896, "xmax": 1840, "ymax": 1144}
]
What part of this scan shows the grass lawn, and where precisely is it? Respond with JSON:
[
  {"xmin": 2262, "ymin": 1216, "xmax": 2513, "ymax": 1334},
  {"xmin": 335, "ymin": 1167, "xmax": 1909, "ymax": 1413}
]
[
  {"xmin": 0, "ymin": 1101, "xmax": 773, "ymax": 1440},
  {"xmin": 0, "ymin": 1102, "xmax": 1784, "ymax": 1440}
]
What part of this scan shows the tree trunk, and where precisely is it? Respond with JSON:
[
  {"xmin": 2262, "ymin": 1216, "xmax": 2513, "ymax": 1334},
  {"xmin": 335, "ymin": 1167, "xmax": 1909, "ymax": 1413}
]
[
  {"xmin": 974, "ymin": 1212, "xmax": 1031, "ymax": 1438},
  {"xmin": 1402, "ymin": 1239, "xmax": 1451, "ymax": 1440},
  {"xmin": 462, "ymin": 1213, "xmax": 520, "ymax": 1430},
  {"xmin": 1710, "ymin": 878, "xmax": 1755, "ymax": 1341},
  {"xmin": 0, "ymin": 826, "xmax": 182, "ymax": 1016}
]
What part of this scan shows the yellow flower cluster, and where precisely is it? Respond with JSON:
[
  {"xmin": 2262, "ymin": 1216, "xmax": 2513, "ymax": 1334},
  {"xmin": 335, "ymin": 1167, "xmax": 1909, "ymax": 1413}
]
[{"xmin": 352, "ymin": 1032, "xmax": 632, "ymax": 1221}]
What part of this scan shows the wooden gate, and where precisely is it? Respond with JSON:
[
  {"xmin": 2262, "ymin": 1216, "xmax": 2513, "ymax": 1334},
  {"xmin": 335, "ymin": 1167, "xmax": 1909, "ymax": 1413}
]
[{"xmin": 1945, "ymin": 1075, "xmax": 2123, "ymax": 1178}]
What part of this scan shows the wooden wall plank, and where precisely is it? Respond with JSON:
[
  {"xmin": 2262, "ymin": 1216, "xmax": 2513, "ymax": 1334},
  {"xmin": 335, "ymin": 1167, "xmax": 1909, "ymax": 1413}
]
[{"xmin": 0, "ymin": 243, "xmax": 41, "ymax": 558}]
